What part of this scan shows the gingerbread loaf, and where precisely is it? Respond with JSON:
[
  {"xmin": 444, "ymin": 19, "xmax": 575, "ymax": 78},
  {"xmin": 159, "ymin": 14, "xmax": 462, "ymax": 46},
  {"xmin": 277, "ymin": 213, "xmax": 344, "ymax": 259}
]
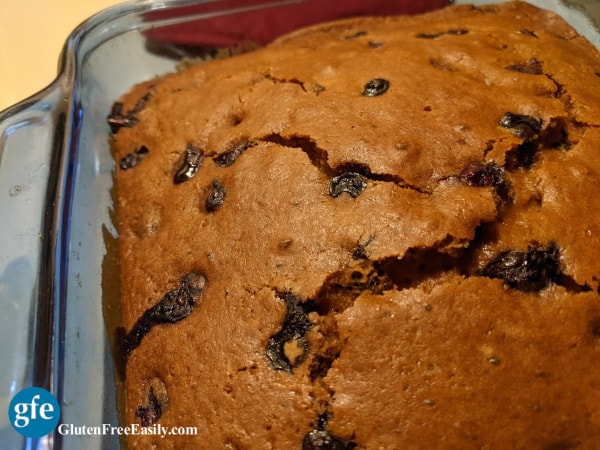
[{"xmin": 108, "ymin": 1, "xmax": 600, "ymax": 448}]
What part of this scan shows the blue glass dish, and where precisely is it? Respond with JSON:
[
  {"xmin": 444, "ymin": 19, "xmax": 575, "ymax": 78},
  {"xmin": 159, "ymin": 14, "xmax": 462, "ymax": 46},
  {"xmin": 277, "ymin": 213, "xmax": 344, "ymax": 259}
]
[{"xmin": 0, "ymin": 0, "xmax": 597, "ymax": 449}]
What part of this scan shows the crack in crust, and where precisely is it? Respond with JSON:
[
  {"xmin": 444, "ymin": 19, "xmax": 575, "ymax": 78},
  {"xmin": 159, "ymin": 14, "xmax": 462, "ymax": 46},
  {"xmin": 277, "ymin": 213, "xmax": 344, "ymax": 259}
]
[{"xmin": 260, "ymin": 133, "xmax": 433, "ymax": 194}]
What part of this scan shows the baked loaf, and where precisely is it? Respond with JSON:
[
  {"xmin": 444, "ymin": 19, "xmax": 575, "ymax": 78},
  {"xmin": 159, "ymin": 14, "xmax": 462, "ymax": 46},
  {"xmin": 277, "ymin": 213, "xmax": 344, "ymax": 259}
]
[{"xmin": 109, "ymin": 1, "xmax": 600, "ymax": 448}]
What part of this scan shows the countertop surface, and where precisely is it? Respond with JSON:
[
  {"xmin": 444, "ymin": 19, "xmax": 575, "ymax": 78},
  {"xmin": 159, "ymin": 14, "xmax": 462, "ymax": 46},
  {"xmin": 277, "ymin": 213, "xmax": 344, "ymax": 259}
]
[{"xmin": 0, "ymin": 0, "xmax": 125, "ymax": 112}]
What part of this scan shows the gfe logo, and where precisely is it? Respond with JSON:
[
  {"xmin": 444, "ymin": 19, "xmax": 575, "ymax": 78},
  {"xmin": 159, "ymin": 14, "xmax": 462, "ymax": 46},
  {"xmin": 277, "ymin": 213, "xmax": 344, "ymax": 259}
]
[{"xmin": 8, "ymin": 387, "xmax": 61, "ymax": 437}]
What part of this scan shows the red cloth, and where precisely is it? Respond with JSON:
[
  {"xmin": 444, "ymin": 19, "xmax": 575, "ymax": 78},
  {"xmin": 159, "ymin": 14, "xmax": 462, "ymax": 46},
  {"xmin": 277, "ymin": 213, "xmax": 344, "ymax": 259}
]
[{"xmin": 144, "ymin": 0, "xmax": 450, "ymax": 47}]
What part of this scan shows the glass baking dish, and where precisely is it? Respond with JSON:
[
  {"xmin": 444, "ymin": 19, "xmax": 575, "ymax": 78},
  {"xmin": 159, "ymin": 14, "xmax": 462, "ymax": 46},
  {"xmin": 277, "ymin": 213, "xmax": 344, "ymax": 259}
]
[{"xmin": 0, "ymin": 0, "xmax": 598, "ymax": 449}]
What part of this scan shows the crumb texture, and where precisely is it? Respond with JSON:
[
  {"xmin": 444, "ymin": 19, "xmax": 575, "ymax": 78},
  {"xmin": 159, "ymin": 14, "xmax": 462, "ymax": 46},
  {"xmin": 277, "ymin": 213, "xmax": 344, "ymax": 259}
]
[{"xmin": 110, "ymin": 1, "xmax": 600, "ymax": 448}]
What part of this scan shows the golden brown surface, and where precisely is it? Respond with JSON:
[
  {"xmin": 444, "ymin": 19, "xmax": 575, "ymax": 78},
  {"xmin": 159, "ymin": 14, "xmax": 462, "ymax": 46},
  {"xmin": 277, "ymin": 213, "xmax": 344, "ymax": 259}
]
[{"xmin": 110, "ymin": 1, "xmax": 600, "ymax": 448}]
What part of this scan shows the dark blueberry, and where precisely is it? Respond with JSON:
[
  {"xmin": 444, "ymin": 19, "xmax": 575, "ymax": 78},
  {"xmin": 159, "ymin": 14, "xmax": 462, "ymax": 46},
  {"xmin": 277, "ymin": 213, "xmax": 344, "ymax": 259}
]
[
  {"xmin": 119, "ymin": 145, "xmax": 149, "ymax": 170},
  {"xmin": 361, "ymin": 78, "xmax": 389, "ymax": 97},
  {"xmin": 136, "ymin": 387, "xmax": 162, "ymax": 427},
  {"xmin": 329, "ymin": 172, "xmax": 367, "ymax": 198},
  {"xmin": 446, "ymin": 28, "xmax": 469, "ymax": 35},
  {"xmin": 205, "ymin": 179, "xmax": 227, "ymax": 212},
  {"xmin": 107, "ymin": 102, "xmax": 137, "ymax": 133},
  {"xmin": 498, "ymin": 112, "xmax": 543, "ymax": 140},
  {"xmin": 505, "ymin": 58, "xmax": 543, "ymax": 75},
  {"xmin": 174, "ymin": 144, "xmax": 204, "ymax": 184},
  {"xmin": 316, "ymin": 412, "xmax": 329, "ymax": 430},
  {"xmin": 107, "ymin": 92, "xmax": 152, "ymax": 134},
  {"xmin": 148, "ymin": 273, "xmax": 205, "ymax": 323},
  {"xmin": 459, "ymin": 161, "xmax": 505, "ymax": 187},
  {"xmin": 352, "ymin": 244, "xmax": 368, "ymax": 260},
  {"xmin": 368, "ymin": 41, "xmax": 384, "ymax": 48},
  {"xmin": 302, "ymin": 430, "xmax": 357, "ymax": 450},
  {"xmin": 123, "ymin": 273, "xmax": 206, "ymax": 356},
  {"xmin": 417, "ymin": 28, "xmax": 470, "ymax": 39},
  {"xmin": 416, "ymin": 32, "xmax": 445, "ymax": 39},
  {"xmin": 351, "ymin": 235, "xmax": 374, "ymax": 261},
  {"xmin": 213, "ymin": 139, "xmax": 257, "ymax": 167},
  {"xmin": 129, "ymin": 92, "xmax": 153, "ymax": 114},
  {"xmin": 266, "ymin": 292, "xmax": 313, "ymax": 372},
  {"xmin": 478, "ymin": 244, "xmax": 560, "ymax": 291}
]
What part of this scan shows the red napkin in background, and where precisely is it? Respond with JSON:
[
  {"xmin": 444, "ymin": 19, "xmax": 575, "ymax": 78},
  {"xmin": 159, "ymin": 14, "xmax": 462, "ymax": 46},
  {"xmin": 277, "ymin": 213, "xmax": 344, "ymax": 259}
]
[{"xmin": 144, "ymin": 0, "xmax": 451, "ymax": 48}]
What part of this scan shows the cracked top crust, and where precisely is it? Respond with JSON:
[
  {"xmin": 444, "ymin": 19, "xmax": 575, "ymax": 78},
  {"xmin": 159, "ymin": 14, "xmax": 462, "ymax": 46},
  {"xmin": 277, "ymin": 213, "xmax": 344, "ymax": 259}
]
[{"xmin": 111, "ymin": 1, "xmax": 600, "ymax": 448}]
